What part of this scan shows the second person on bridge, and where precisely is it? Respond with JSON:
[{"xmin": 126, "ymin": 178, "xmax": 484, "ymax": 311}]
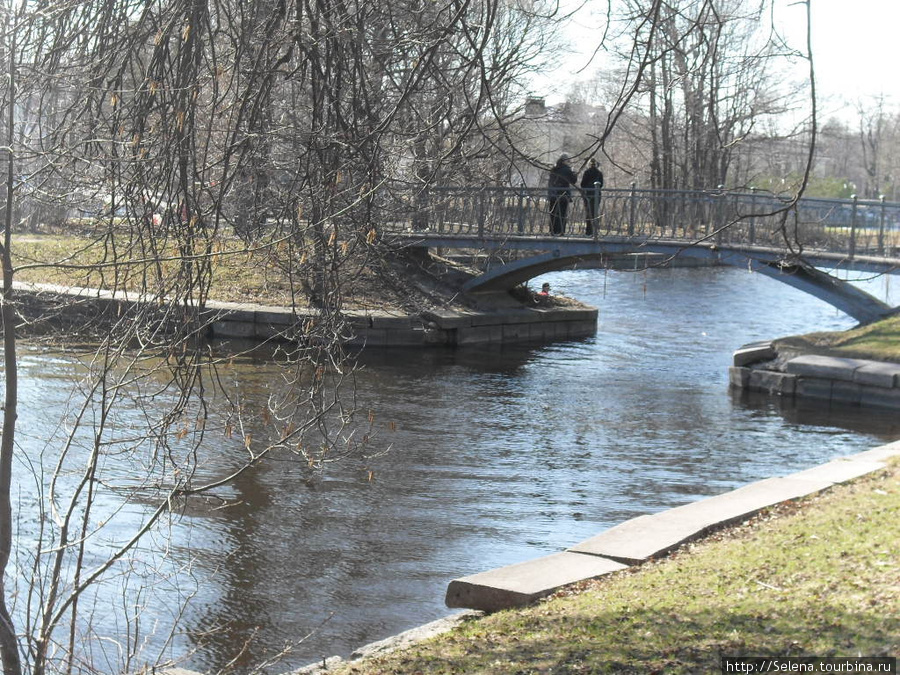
[
  {"xmin": 581, "ymin": 158, "xmax": 604, "ymax": 236},
  {"xmin": 547, "ymin": 154, "xmax": 578, "ymax": 235}
]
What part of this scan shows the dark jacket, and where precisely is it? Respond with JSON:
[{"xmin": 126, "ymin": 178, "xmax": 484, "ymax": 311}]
[
  {"xmin": 581, "ymin": 166, "xmax": 604, "ymax": 190},
  {"xmin": 548, "ymin": 162, "xmax": 577, "ymax": 198}
]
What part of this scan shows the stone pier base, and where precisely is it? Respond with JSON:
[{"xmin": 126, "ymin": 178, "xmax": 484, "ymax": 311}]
[
  {"xmin": 729, "ymin": 342, "xmax": 900, "ymax": 410},
  {"xmin": 10, "ymin": 281, "xmax": 598, "ymax": 348}
]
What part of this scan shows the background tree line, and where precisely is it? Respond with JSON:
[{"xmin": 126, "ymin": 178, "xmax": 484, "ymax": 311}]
[{"xmin": 522, "ymin": 0, "xmax": 899, "ymax": 204}]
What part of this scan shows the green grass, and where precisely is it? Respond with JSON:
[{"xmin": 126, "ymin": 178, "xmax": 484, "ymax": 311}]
[
  {"xmin": 778, "ymin": 315, "xmax": 900, "ymax": 363},
  {"xmin": 332, "ymin": 460, "xmax": 900, "ymax": 673}
]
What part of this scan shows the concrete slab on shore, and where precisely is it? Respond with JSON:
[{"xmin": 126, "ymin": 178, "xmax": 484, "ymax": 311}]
[
  {"xmin": 784, "ymin": 354, "xmax": 869, "ymax": 381},
  {"xmin": 844, "ymin": 440, "xmax": 900, "ymax": 463},
  {"xmin": 568, "ymin": 475, "xmax": 835, "ymax": 565},
  {"xmin": 733, "ymin": 341, "xmax": 776, "ymax": 367},
  {"xmin": 787, "ymin": 458, "xmax": 886, "ymax": 485},
  {"xmin": 444, "ymin": 442, "xmax": 898, "ymax": 613},
  {"xmin": 853, "ymin": 361, "xmax": 900, "ymax": 388},
  {"xmin": 14, "ymin": 280, "xmax": 598, "ymax": 347},
  {"xmin": 445, "ymin": 551, "xmax": 626, "ymax": 612},
  {"xmin": 287, "ymin": 444, "xmax": 900, "ymax": 673},
  {"xmin": 734, "ymin": 344, "xmax": 900, "ymax": 411}
]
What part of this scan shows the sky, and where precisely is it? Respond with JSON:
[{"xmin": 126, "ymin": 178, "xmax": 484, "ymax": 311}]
[
  {"xmin": 534, "ymin": 0, "xmax": 899, "ymax": 119},
  {"xmin": 786, "ymin": 0, "xmax": 898, "ymax": 115}
]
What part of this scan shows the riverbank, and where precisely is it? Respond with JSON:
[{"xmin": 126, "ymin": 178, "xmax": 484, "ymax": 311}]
[
  {"xmin": 729, "ymin": 315, "xmax": 900, "ymax": 409},
  {"xmin": 9, "ymin": 280, "xmax": 598, "ymax": 347},
  {"xmin": 775, "ymin": 314, "xmax": 900, "ymax": 364},
  {"xmin": 309, "ymin": 446, "xmax": 900, "ymax": 674},
  {"xmin": 9, "ymin": 233, "xmax": 598, "ymax": 347}
]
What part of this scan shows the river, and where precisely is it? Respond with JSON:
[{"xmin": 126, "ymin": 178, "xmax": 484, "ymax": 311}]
[{"xmin": 12, "ymin": 266, "xmax": 900, "ymax": 673}]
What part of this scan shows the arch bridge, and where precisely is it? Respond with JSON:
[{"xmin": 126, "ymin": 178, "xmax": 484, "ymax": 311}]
[{"xmin": 382, "ymin": 186, "xmax": 900, "ymax": 324}]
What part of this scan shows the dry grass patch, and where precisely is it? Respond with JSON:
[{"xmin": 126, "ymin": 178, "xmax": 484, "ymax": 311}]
[
  {"xmin": 778, "ymin": 315, "xmax": 900, "ymax": 363},
  {"xmin": 10, "ymin": 231, "xmax": 482, "ymax": 314},
  {"xmin": 12, "ymin": 232, "xmax": 300, "ymax": 305}
]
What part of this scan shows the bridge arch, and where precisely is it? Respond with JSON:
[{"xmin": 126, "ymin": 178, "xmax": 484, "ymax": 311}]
[{"xmin": 459, "ymin": 244, "xmax": 896, "ymax": 324}]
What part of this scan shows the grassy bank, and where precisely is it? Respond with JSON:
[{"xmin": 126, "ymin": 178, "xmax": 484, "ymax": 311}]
[
  {"xmin": 331, "ymin": 459, "xmax": 899, "ymax": 674},
  {"xmin": 12, "ymin": 232, "xmax": 299, "ymax": 306},
  {"xmin": 777, "ymin": 315, "xmax": 900, "ymax": 363},
  {"xmin": 10, "ymin": 232, "xmax": 475, "ymax": 313}
]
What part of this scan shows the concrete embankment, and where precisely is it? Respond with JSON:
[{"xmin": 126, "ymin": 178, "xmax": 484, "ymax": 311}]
[
  {"xmin": 204, "ymin": 300, "xmax": 597, "ymax": 347},
  {"xmin": 10, "ymin": 282, "xmax": 598, "ymax": 347},
  {"xmin": 729, "ymin": 341, "xmax": 900, "ymax": 410}
]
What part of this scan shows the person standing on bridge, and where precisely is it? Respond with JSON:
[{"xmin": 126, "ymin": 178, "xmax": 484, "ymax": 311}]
[
  {"xmin": 580, "ymin": 158, "xmax": 604, "ymax": 235},
  {"xmin": 548, "ymin": 154, "xmax": 578, "ymax": 235}
]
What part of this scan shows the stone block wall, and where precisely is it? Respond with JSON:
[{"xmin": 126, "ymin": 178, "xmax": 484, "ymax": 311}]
[
  {"xmin": 207, "ymin": 303, "xmax": 598, "ymax": 347},
  {"xmin": 730, "ymin": 345, "xmax": 900, "ymax": 410},
  {"xmin": 10, "ymin": 282, "xmax": 598, "ymax": 348}
]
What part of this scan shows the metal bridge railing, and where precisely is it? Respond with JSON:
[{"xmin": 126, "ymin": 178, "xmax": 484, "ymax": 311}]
[{"xmin": 377, "ymin": 185, "xmax": 900, "ymax": 260}]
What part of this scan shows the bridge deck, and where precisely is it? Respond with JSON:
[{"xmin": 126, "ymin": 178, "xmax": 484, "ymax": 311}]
[
  {"xmin": 379, "ymin": 186, "xmax": 900, "ymax": 270},
  {"xmin": 391, "ymin": 232, "xmax": 900, "ymax": 276}
]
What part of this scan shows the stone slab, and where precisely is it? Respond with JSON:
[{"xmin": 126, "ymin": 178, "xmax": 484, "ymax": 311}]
[
  {"xmin": 859, "ymin": 387, "xmax": 900, "ymax": 410},
  {"xmin": 457, "ymin": 325, "xmax": 503, "ymax": 345},
  {"xmin": 218, "ymin": 308, "xmax": 257, "ymax": 323},
  {"xmin": 796, "ymin": 377, "xmax": 833, "ymax": 401},
  {"xmin": 787, "ymin": 458, "xmax": 886, "ymax": 484},
  {"xmin": 254, "ymin": 309, "xmax": 296, "ymax": 326},
  {"xmin": 729, "ymin": 366, "xmax": 751, "ymax": 388},
  {"xmin": 568, "ymin": 475, "xmax": 833, "ymax": 564},
  {"xmin": 853, "ymin": 361, "xmax": 900, "ymax": 389},
  {"xmin": 540, "ymin": 308, "xmax": 598, "ymax": 323},
  {"xmin": 846, "ymin": 440, "xmax": 900, "ymax": 463},
  {"xmin": 502, "ymin": 323, "xmax": 531, "ymax": 341},
  {"xmin": 748, "ymin": 369, "xmax": 797, "ymax": 395},
  {"xmin": 367, "ymin": 314, "xmax": 417, "ymax": 329},
  {"xmin": 830, "ymin": 379, "xmax": 863, "ymax": 405},
  {"xmin": 421, "ymin": 309, "xmax": 475, "ymax": 329},
  {"xmin": 444, "ymin": 551, "xmax": 626, "ymax": 612},
  {"xmin": 569, "ymin": 320, "xmax": 599, "ymax": 337},
  {"xmin": 210, "ymin": 320, "xmax": 257, "ymax": 338},
  {"xmin": 470, "ymin": 310, "xmax": 540, "ymax": 327},
  {"xmin": 206, "ymin": 300, "xmax": 268, "ymax": 315},
  {"xmin": 784, "ymin": 354, "xmax": 868, "ymax": 381},
  {"xmin": 733, "ymin": 341, "xmax": 776, "ymax": 367},
  {"xmin": 528, "ymin": 322, "xmax": 555, "ymax": 340}
]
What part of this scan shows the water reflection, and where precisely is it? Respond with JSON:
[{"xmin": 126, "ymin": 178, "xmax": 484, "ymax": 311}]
[{"xmin": 731, "ymin": 387, "xmax": 900, "ymax": 437}]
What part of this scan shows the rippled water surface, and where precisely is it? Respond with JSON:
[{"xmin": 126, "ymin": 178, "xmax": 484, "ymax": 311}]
[{"xmin": 13, "ymin": 266, "xmax": 900, "ymax": 672}]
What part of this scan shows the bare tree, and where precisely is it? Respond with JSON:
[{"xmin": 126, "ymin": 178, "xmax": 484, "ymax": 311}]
[
  {"xmin": 604, "ymin": 0, "xmax": 802, "ymax": 190},
  {"xmin": 855, "ymin": 95, "xmax": 897, "ymax": 199},
  {"xmin": 0, "ymin": 0, "xmax": 557, "ymax": 673}
]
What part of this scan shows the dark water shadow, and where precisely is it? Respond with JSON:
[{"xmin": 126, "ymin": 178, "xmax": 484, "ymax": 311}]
[{"xmin": 730, "ymin": 388, "xmax": 900, "ymax": 440}]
